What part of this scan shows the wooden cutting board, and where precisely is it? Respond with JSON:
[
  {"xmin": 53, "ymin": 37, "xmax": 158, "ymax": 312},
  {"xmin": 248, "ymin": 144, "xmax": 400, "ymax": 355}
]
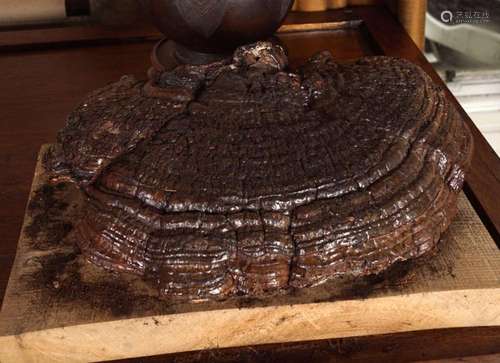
[{"xmin": 0, "ymin": 144, "xmax": 499, "ymax": 363}]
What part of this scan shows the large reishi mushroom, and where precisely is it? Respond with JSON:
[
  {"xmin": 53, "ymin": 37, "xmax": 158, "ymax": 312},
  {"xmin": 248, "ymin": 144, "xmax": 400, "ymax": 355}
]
[{"xmin": 52, "ymin": 42, "xmax": 473, "ymax": 299}]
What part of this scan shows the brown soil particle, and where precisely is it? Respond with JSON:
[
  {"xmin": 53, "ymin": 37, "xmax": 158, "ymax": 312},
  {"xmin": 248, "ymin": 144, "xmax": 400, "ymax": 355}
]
[
  {"xmin": 25, "ymin": 183, "xmax": 73, "ymax": 250},
  {"xmin": 26, "ymin": 252, "xmax": 144, "ymax": 317}
]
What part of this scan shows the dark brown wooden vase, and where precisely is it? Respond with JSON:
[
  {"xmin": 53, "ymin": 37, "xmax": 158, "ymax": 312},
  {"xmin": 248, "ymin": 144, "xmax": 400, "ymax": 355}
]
[{"xmin": 149, "ymin": 0, "xmax": 294, "ymax": 66}]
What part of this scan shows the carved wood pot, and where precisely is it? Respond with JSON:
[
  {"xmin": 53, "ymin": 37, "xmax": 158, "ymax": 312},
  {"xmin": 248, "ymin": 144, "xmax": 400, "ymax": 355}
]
[{"xmin": 150, "ymin": 0, "xmax": 294, "ymax": 66}]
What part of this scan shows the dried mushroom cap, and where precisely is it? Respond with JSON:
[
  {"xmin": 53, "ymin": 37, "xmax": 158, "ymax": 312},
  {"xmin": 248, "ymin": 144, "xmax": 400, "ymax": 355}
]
[{"xmin": 54, "ymin": 42, "xmax": 472, "ymax": 300}]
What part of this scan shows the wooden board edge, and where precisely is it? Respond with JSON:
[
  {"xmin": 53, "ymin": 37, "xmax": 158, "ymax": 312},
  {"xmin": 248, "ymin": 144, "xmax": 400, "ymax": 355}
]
[
  {"xmin": 1, "ymin": 288, "xmax": 499, "ymax": 363},
  {"xmin": 278, "ymin": 20, "xmax": 363, "ymax": 33}
]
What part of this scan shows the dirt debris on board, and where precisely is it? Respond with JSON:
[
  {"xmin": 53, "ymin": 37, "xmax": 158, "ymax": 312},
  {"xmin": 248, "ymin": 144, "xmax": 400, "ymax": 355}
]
[{"xmin": 24, "ymin": 182, "xmax": 74, "ymax": 250}]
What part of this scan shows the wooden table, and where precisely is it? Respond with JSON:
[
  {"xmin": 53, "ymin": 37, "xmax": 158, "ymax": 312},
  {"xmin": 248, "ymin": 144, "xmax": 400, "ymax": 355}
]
[{"xmin": 1, "ymin": 5, "xmax": 499, "ymax": 362}]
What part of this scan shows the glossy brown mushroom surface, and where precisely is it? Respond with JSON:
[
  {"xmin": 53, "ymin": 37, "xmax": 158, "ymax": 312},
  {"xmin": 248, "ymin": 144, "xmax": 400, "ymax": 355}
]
[{"xmin": 52, "ymin": 42, "xmax": 473, "ymax": 300}]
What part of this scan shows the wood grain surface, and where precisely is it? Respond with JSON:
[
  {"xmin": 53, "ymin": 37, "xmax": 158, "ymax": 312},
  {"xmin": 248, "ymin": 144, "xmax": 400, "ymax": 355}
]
[{"xmin": 0, "ymin": 6, "xmax": 499, "ymax": 362}]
